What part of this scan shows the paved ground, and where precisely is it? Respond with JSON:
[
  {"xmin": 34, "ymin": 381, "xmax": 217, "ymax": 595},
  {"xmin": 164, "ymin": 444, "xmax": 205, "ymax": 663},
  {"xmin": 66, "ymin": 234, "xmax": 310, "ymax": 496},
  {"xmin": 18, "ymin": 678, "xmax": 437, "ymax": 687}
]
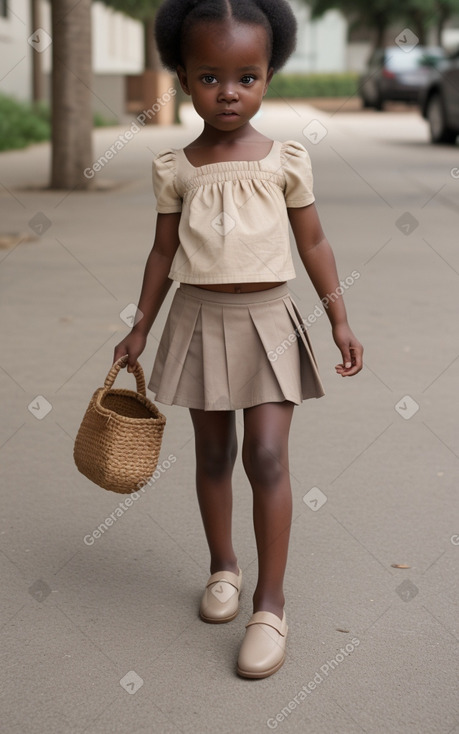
[{"xmin": 1, "ymin": 100, "xmax": 458, "ymax": 734}]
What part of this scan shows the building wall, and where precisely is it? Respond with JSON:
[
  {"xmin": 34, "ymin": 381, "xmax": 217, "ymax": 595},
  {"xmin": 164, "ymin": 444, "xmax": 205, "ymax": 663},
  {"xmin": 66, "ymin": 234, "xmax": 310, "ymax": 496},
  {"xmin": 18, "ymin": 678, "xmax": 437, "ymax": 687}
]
[
  {"xmin": 0, "ymin": 0, "xmax": 33, "ymax": 101},
  {"xmin": 40, "ymin": 1, "xmax": 143, "ymax": 75},
  {"xmin": 92, "ymin": 2, "xmax": 143, "ymax": 74},
  {"xmin": 443, "ymin": 28, "xmax": 459, "ymax": 52},
  {"xmin": 286, "ymin": 2, "xmax": 347, "ymax": 73}
]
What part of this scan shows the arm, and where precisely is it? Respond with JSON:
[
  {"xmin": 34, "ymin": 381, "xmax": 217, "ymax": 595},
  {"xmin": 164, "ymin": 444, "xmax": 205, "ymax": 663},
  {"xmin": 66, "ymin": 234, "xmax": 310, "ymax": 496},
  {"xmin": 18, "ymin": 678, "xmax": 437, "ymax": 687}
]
[
  {"xmin": 113, "ymin": 212, "xmax": 181, "ymax": 370},
  {"xmin": 288, "ymin": 203, "xmax": 363, "ymax": 377}
]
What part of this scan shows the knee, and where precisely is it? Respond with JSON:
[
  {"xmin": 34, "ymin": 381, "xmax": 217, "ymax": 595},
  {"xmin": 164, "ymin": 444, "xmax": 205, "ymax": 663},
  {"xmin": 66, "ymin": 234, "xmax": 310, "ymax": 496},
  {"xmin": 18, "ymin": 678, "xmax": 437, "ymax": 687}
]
[
  {"xmin": 197, "ymin": 439, "xmax": 237, "ymax": 480},
  {"xmin": 242, "ymin": 440, "xmax": 287, "ymax": 489}
]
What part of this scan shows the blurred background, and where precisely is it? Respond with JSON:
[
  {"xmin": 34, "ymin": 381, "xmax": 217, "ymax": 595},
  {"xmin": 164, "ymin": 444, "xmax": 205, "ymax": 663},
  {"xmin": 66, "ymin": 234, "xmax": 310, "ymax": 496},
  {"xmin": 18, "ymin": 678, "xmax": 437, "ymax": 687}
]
[{"xmin": 1, "ymin": 0, "xmax": 459, "ymax": 189}]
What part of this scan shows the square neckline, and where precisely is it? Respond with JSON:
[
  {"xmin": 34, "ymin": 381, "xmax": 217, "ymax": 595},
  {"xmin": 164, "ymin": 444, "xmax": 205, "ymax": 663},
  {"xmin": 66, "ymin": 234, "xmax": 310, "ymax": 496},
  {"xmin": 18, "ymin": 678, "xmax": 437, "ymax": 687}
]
[{"xmin": 179, "ymin": 140, "xmax": 278, "ymax": 170}]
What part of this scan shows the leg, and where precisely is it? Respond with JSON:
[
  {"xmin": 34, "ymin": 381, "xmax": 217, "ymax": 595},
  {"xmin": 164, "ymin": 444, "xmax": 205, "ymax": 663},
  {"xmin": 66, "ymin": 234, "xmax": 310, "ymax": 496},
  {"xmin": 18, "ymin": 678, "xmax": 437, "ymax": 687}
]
[
  {"xmin": 190, "ymin": 408, "xmax": 238, "ymax": 575},
  {"xmin": 242, "ymin": 401, "xmax": 295, "ymax": 620}
]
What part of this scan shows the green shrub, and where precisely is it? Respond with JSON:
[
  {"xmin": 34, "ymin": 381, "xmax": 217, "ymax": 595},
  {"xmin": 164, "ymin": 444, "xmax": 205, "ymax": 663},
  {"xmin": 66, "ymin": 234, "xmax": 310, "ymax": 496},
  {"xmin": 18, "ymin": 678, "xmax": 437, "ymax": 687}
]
[
  {"xmin": 0, "ymin": 94, "xmax": 50, "ymax": 151},
  {"xmin": 266, "ymin": 73, "xmax": 359, "ymax": 99},
  {"xmin": 93, "ymin": 111, "xmax": 118, "ymax": 127},
  {"xmin": 0, "ymin": 95, "xmax": 118, "ymax": 152}
]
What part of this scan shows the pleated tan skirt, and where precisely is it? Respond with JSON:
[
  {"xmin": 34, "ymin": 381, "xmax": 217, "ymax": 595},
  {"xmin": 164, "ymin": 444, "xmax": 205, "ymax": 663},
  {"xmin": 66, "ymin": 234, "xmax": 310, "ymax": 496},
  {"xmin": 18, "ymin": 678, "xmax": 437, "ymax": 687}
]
[{"xmin": 148, "ymin": 283, "xmax": 325, "ymax": 411}]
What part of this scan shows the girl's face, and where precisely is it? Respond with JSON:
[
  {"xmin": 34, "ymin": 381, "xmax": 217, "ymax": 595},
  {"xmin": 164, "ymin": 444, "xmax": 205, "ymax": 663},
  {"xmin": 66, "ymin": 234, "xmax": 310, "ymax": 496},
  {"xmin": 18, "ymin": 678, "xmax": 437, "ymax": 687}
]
[{"xmin": 177, "ymin": 20, "xmax": 274, "ymax": 132}]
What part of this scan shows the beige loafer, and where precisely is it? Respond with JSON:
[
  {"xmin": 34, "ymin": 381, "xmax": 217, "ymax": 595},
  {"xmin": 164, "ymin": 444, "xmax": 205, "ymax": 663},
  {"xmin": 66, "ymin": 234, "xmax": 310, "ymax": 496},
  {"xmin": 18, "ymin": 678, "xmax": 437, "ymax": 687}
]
[
  {"xmin": 237, "ymin": 611, "xmax": 288, "ymax": 678},
  {"xmin": 199, "ymin": 568, "xmax": 242, "ymax": 623}
]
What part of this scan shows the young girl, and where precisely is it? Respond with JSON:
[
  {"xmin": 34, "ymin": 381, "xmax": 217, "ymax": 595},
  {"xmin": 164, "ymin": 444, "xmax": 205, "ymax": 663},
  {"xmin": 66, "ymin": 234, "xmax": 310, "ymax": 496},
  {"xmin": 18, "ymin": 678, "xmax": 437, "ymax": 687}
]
[{"xmin": 114, "ymin": 0, "xmax": 363, "ymax": 679}]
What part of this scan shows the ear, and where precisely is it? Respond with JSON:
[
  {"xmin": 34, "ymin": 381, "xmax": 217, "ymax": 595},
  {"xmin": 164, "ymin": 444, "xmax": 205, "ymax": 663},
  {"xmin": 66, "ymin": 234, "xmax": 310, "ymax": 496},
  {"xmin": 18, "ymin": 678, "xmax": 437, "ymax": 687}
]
[
  {"xmin": 177, "ymin": 65, "xmax": 191, "ymax": 95},
  {"xmin": 263, "ymin": 67, "xmax": 274, "ymax": 96}
]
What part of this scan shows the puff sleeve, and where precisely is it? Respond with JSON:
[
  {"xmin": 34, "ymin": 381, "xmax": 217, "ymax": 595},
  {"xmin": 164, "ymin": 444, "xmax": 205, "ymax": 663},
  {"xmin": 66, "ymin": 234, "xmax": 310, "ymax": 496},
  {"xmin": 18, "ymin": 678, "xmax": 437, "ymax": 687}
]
[
  {"xmin": 152, "ymin": 149, "xmax": 182, "ymax": 213},
  {"xmin": 281, "ymin": 140, "xmax": 315, "ymax": 208}
]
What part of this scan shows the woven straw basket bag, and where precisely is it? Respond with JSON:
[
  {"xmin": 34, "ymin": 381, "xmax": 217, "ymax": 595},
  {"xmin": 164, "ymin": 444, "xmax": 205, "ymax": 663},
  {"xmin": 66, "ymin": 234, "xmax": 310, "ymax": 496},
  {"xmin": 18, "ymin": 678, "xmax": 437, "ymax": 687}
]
[{"xmin": 74, "ymin": 355, "xmax": 166, "ymax": 494}]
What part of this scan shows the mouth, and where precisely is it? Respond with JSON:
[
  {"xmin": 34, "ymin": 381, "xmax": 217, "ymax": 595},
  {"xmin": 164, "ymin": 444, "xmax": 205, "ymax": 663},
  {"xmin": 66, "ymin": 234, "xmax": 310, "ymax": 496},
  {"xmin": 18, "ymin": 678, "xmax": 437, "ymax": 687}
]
[{"xmin": 218, "ymin": 110, "xmax": 239, "ymax": 118}]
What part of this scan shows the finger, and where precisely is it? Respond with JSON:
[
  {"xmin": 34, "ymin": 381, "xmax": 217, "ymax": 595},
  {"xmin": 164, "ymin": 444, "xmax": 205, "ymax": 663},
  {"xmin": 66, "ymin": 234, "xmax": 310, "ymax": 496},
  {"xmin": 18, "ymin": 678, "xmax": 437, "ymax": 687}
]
[
  {"xmin": 113, "ymin": 347, "xmax": 125, "ymax": 365},
  {"xmin": 353, "ymin": 347, "xmax": 363, "ymax": 372},
  {"xmin": 349, "ymin": 344, "xmax": 363, "ymax": 370},
  {"xmin": 341, "ymin": 364, "xmax": 360, "ymax": 376},
  {"xmin": 340, "ymin": 345, "xmax": 353, "ymax": 371},
  {"xmin": 336, "ymin": 347, "xmax": 363, "ymax": 376}
]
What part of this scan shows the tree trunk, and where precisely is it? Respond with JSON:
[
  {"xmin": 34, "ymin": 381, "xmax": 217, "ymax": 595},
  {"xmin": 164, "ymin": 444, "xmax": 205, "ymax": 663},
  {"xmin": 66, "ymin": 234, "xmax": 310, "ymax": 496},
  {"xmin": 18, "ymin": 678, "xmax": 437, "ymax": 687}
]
[
  {"xmin": 411, "ymin": 11, "xmax": 427, "ymax": 46},
  {"xmin": 142, "ymin": 16, "xmax": 177, "ymax": 125},
  {"xmin": 370, "ymin": 8, "xmax": 396, "ymax": 50},
  {"xmin": 30, "ymin": 0, "xmax": 44, "ymax": 103},
  {"xmin": 374, "ymin": 22, "xmax": 387, "ymax": 49},
  {"xmin": 144, "ymin": 18, "xmax": 161, "ymax": 71},
  {"xmin": 50, "ymin": 0, "xmax": 93, "ymax": 190}
]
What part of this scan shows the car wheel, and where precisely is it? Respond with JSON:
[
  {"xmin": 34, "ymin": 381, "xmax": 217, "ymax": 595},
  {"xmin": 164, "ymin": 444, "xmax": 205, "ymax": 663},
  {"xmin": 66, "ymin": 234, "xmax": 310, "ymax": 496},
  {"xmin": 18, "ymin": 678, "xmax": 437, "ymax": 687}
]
[{"xmin": 427, "ymin": 93, "xmax": 457, "ymax": 144}]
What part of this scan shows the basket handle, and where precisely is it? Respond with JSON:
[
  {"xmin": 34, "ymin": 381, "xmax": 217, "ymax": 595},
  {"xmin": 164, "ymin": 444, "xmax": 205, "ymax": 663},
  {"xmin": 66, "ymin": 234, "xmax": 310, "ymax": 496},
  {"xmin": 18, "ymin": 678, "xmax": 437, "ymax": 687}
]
[{"xmin": 105, "ymin": 355, "xmax": 146, "ymax": 396}]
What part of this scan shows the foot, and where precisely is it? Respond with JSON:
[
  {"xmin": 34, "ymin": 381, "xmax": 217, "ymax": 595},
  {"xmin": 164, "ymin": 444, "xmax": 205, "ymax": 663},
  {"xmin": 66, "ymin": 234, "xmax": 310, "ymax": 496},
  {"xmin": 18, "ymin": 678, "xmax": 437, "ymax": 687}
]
[
  {"xmin": 237, "ymin": 611, "xmax": 288, "ymax": 679},
  {"xmin": 199, "ymin": 567, "xmax": 243, "ymax": 624}
]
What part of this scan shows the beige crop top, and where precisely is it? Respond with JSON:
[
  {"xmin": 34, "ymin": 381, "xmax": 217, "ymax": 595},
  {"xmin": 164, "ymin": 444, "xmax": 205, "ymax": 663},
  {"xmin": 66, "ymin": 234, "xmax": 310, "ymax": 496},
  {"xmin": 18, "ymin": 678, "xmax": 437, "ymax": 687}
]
[{"xmin": 152, "ymin": 139, "xmax": 315, "ymax": 284}]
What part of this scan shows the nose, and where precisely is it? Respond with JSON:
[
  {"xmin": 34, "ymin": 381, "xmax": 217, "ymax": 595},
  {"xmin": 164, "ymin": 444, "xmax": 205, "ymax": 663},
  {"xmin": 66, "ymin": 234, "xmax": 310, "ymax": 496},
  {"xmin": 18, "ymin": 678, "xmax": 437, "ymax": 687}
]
[{"xmin": 218, "ymin": 84, "xmax": 239, "ymax": 102}]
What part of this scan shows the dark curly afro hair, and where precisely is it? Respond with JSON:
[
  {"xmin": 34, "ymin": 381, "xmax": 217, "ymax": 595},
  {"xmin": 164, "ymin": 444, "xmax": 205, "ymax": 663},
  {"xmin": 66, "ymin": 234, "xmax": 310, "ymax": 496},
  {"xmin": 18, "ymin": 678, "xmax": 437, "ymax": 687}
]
[{"xmin": 154, "ymin": 0, "xmax": 297, "ymax": 73}]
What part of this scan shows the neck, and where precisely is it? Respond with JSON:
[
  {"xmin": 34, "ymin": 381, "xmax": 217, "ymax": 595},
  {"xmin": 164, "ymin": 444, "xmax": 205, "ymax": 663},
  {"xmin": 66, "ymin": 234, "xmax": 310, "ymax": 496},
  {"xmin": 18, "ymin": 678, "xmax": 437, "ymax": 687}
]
[{"xmin": 198, "ymin": 121, "xmax": 257, "ymax": 146}]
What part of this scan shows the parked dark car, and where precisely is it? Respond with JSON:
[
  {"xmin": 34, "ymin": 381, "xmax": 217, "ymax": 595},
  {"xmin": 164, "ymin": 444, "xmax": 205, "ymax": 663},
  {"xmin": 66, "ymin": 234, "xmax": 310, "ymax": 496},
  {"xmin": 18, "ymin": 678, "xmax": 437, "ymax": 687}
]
[
  {"xmin": 420, "ymin": 51, "xmax": 459, "ymax": 143},
  {"xmin": 359, "ymin": 46, "xmax": 446, "ymax": 110}
]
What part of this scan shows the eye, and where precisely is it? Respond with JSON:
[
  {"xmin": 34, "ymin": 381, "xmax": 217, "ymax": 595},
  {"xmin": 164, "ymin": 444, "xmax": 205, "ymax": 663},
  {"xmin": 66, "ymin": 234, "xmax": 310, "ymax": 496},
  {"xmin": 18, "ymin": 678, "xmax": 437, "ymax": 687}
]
[
  {"xmin": 240, "ymin": 74, "xmax": 256, "ymax": 85},
  {"xmin": 201, "ymin": 75, "xmax": 217, "ymax": 85}
]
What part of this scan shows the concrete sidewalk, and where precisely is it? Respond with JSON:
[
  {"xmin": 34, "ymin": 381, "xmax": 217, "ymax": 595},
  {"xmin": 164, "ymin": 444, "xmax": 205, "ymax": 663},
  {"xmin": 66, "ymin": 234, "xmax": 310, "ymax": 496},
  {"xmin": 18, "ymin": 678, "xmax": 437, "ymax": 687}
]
[{"xmin": 1, "ymin": 101, "xmax": 458, "ymax": 734}]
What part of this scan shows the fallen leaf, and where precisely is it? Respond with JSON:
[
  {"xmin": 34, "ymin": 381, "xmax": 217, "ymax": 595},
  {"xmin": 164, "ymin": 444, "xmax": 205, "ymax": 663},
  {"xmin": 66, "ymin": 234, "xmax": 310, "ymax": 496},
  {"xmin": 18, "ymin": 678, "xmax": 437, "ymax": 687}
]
[
  {"xmin": 336, "ymin": 628, "xmax": 350, "ymax": 633},
  {"xmin": 0, "ymin": 232, "xmax": 37, "ymax": 249},
  {"xmin": 391, "ymin": 563, "xmax": 411, "ymax": 569}
]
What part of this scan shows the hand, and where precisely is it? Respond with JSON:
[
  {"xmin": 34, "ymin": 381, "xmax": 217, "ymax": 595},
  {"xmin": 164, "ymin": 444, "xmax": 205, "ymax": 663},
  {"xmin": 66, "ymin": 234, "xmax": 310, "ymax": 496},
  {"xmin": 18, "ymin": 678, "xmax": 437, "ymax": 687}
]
[
  {"xmin": 113, "ymin": 331, "xmax": 147, "ymax": 373},
  {"xmin": 332, "ymin": 323, "xmax": 363, "ymax": 377}
]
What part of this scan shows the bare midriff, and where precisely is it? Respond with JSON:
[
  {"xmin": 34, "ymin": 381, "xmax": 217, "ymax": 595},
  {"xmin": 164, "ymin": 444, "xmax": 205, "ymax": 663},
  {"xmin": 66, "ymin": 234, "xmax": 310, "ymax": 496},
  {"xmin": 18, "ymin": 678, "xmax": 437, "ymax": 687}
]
[{"xmin": 195, "ymin": 282, "xmax": 286, "ymax": 293}]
